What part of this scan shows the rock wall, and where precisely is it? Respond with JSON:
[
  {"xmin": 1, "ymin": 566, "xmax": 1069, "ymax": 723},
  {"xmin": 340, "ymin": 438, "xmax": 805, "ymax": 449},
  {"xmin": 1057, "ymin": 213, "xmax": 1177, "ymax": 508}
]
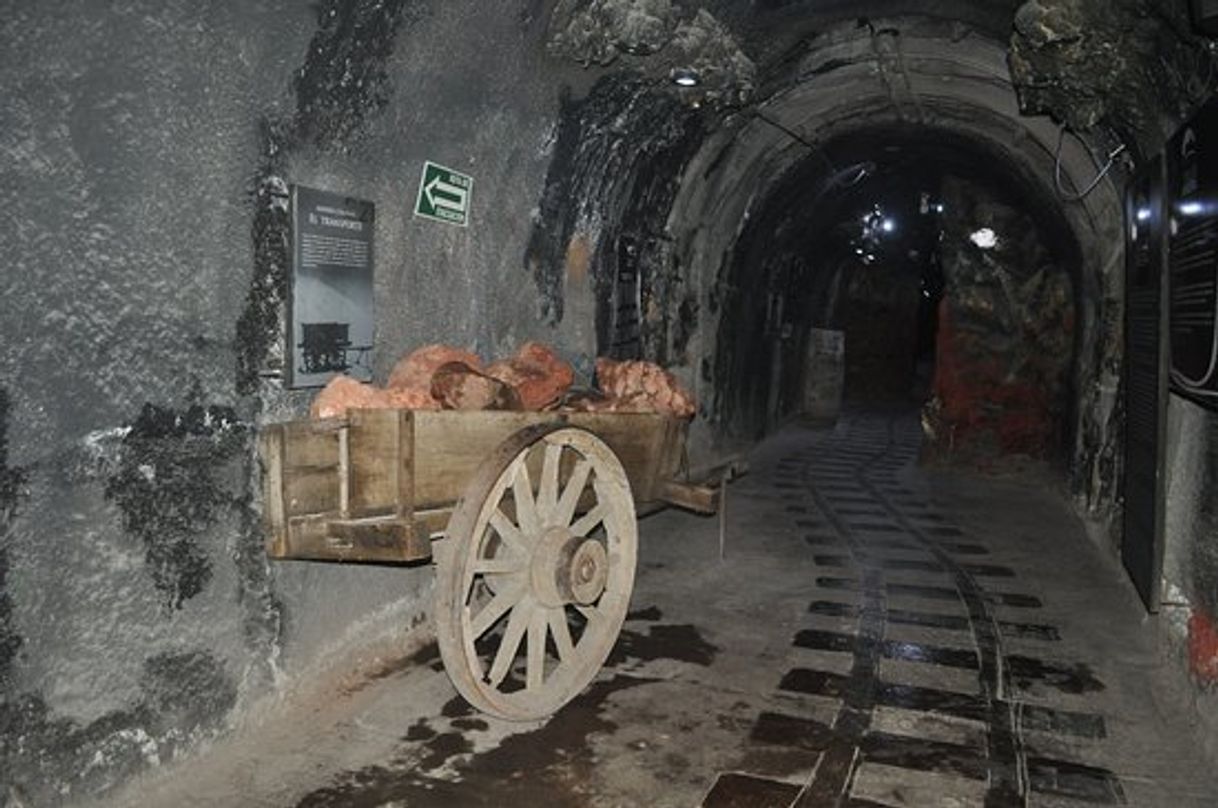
[
  {"xmin": 924, "ymin": 177, "xmax": 1075, "ymax": 464},
  {"xmin": 1164, "ymin": 384, "xmax": 1218, "ymax": 764},
  {"xmin": 1010, "ymin": 0, "xmax": 1215, "ymax": 156},
  {"xmin": 3, "ymin": 0, "xmax": 1217, "ymax": 798},
  {"xmin": 1010, "ymin": 0, "xmax": 1218, "ymax": 761},
  {"xmin": 0, "ymin": 1, "xmax": 583, "ymax": 801}
]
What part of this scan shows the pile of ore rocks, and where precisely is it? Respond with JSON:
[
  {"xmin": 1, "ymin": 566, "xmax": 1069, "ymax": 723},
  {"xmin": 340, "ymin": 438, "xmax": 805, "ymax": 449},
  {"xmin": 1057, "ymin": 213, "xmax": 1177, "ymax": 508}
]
[{"xmin": 309, "ymin": 343, "xmax": 695, "ymax": 420}]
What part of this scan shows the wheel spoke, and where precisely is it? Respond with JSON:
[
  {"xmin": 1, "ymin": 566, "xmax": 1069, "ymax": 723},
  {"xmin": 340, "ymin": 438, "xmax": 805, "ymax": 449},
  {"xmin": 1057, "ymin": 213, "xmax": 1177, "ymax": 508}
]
[
  {"xmin": 527, "ymin": 607, "xmax": 547, "ymax": 692},
  {"xmin": 548, "ymin": 606, "xmax": 576, "ymax": 663},
  {"xmin": 554, "ymin": 458, "xmax": 592, "ymax": 527},
  {"xmin": 570, "ymin": 503, "xmax": 606, "ymax": 537},
  {"xmin": 472, "ymin": 558, "xmax": 525, "ymax": 575},
  {"xmin": 489, "ymin": 509, "xmax": 528, "ymax": 554},
  {"xmin": 575, "ymin": 604, "xmax": 606, "ymax": 631},
  {"xmin": 512, "ymin": 460, "xmax": 541, "ymax": 537},
  {"xmin": 470, "ymin": 585, "xmax": 525, "ymax": 639},
  {"xmin": 538, "ymin": 442, "xmax": 562, "ymax": 520},
  {"xmin": 488, "ymin": 596, "xmax": 533, "ymax": 687}
]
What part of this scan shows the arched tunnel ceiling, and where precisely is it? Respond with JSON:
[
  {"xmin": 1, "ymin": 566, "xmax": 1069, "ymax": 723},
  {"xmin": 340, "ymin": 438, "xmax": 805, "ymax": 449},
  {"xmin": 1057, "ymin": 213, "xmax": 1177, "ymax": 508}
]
[
  {"xmin": 695, "ymin": 0, "xmax": 1026, "ymax": 44},
  {"xmin": 646, "ymin": 12, "xmax": 1127, "ymax": 496},
  {"xmin": 670, "ymin": 15, "xmax": 1121, "ymax": 256},
  {"xmin": 668, "ymin": 15, "xmax": 1122, "ymax": 378},
  {"xmin": 535, "ymin": 0, "xmax": 1209, "ymax": 509},
  {"xmin": 731, "ymin": 124, "xmax": 1084, "ymax": 272}
]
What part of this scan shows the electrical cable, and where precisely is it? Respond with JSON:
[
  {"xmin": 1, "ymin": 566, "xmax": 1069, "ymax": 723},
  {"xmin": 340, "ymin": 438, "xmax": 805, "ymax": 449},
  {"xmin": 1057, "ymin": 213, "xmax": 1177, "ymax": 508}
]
[
  {"xmin": 749, "ymin": 110, "xmax": 876, "ymax": 196},
  {"xmin": 751, "ymin": 109, "xmax": 836, "ymax": 174},
  {"xmin": 1054, "ymin": 125, "xmax": 1126, "ymax": 202}
]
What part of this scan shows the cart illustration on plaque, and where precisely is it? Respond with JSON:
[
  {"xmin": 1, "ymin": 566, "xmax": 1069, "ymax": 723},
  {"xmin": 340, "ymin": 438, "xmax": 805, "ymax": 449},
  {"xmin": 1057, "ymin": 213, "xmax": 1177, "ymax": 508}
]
[{"xmin": 296, "ymin": 322, "xmax": 372, "ymax": 377}]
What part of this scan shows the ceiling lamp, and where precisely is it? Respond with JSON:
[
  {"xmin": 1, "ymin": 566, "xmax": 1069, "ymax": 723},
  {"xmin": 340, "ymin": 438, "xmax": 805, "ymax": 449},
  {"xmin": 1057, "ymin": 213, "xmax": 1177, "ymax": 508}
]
[{"xmin": 671, "ymin": 67, "xmax": 701, "ymax": 87}]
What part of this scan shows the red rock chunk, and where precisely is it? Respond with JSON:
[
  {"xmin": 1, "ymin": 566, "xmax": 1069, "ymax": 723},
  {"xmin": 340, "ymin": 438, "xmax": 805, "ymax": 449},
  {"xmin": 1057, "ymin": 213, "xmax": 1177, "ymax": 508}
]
[
  {"xmin": 486, "ymin": 341, "xmax": 574, "ymax": 411},
  {"xmin": 386, "ymin": 344, "xmax": 483, "ymax": 408},
  {"xmin": 431, "ymin": 362, "xmax": 522, "ymax": 411},
  {"xmin": 594, "ymin": 358, "xmax": 696, "ymax": 418}
]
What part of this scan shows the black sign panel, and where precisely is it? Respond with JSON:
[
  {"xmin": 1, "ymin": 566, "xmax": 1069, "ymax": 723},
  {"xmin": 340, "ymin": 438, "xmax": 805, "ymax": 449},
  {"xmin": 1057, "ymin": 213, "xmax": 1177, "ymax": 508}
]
[
  {"xmin": 1122, "ymin": 157, "xmax": 1169, "ymax": 612},
  {"xmin": 1167, "ymin": 100, "xmax": 1218, "ymax": 409},
  {"xmin": 289, "ymin": 185, "xmax": 375, "ymax": 388}
]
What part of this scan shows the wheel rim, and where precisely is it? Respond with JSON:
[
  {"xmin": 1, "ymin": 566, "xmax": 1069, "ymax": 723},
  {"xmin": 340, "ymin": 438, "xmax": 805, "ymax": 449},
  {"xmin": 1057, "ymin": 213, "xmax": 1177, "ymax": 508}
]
[{"xmin": 436, "ymin": 426, "xmax": 637, "ymax": 720}]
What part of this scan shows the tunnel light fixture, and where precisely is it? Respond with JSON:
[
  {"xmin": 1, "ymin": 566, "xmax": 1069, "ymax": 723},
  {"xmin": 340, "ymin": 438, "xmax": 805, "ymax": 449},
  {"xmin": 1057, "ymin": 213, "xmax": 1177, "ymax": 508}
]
[
  {"xmin": 671, "ymin": 68, "xmax": 701, "ymax": 87},
  {"xmin": 1135, "ymin": 207, "xmax": 1152, "ymax": 223},
  {"xmin": 970, "ymin": 228, "xmax": 999, "ymax": 249},
  {"xmin": 881, "ymin": 218, "xmax": 897, "ymax": 234},
  {"xmin": 1177, "ymin": 199, "xmax": 1211, "ymax": 218}
]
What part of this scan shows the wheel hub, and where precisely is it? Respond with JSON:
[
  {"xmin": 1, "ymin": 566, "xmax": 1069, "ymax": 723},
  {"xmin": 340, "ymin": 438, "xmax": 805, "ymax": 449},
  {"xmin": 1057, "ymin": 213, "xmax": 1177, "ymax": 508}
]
[{"xmin": 530, "ymin": 526, "xmax": 609, "ymax": 608}]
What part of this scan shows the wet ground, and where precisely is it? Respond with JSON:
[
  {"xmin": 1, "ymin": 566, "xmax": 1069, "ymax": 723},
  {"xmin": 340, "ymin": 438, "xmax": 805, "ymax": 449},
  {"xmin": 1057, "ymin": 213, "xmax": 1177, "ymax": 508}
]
[{"xmin": 103, "ymin": 412, "xmax": 1218, "ymax": 807}]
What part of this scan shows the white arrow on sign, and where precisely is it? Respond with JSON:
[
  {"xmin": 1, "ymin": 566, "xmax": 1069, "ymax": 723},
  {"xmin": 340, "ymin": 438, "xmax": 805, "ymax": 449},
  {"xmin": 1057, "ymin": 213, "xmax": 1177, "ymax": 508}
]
[{"xmin": 425, "ymin": 176, "xmax": 468, "ymax": 213}]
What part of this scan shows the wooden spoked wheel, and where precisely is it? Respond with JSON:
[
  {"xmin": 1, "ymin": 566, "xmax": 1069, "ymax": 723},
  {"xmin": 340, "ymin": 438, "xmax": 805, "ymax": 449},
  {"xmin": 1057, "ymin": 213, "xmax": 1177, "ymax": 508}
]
[{"xmin": 435, "ymin": 425, "xmax": 638, "ymax": 720}]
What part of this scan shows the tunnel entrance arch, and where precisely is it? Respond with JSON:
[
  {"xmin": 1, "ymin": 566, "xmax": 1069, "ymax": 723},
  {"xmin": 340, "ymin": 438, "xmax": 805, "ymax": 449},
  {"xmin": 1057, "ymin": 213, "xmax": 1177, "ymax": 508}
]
[
  {"xmin": 665, "ymin": 16, "xmax": 1125, "ymax": 514},
  {"xmin": 715, "ymin": 123, "xmax": 1085, "ymax": 463}
]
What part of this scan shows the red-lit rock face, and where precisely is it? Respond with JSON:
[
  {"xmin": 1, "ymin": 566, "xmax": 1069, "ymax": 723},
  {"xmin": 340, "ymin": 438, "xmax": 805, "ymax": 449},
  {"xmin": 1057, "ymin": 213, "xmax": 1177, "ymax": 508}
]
[
  {"xmin": 923, "ymin": 177, "xmax": 1074, "ymax": 464},
  {"xmin": 1189, "ymin": 608, "xmax": 1218, "ymax": 683},
  {"xmin": 930, "ymin": 299, "xmax": 1058, "ymax": 457}
]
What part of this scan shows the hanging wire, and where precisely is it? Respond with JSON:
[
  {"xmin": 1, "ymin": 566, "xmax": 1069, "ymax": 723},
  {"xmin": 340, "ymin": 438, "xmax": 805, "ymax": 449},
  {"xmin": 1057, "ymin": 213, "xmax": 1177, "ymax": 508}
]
[
  {"xmin": 1054, "ymin": 125, "xmax": 1127, "ymax": 202},
  {"xmin": 751, "ymin": 108, "xmax": 836, "ymax": 174},
  {"xmin": 749, "ymin": 110, "xmax": 875, "ymax": 194}
]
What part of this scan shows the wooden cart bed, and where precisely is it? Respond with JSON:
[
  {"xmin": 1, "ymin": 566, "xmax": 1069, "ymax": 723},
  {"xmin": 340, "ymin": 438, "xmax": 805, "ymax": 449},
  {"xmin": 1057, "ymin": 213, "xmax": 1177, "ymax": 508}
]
[{"xmin": 260, "ymin": 409, "xmax": 710, "ymax": 565}]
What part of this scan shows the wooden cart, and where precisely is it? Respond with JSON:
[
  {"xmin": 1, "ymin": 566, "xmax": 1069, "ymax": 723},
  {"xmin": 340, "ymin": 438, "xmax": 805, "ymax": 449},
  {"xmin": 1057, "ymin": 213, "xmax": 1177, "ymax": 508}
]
[{"xmin": 259, "ymin": 409, "xmax": 719, "ymax": 720}]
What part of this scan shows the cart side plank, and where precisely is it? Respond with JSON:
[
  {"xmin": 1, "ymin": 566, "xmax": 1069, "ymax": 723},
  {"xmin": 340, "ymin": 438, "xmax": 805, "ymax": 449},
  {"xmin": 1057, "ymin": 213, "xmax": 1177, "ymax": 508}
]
[
  {"xmin": 284, "ymin": 513, "xmax": 430, "ymax": 563},
  {"xmin": 262, "ymin": 409, "xmax": 690, "ymax": 564},
  {"xmin": 347, "ymin": 409, "xmax": 415, "ymax": 518},
  {"xmin": 409, "ymin": 412, "xmax": 674, "ymax": 508},
  {"xmin": 279, "ymin": 421, "xmax": 342, "ymax": 518}
]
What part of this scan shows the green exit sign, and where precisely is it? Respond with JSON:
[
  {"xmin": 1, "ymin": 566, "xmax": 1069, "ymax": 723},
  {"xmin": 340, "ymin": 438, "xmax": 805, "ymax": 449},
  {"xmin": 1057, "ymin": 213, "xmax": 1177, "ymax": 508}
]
[{"xmin": 414, "ymin": 161, "xmax": 473, "ymax": 227}]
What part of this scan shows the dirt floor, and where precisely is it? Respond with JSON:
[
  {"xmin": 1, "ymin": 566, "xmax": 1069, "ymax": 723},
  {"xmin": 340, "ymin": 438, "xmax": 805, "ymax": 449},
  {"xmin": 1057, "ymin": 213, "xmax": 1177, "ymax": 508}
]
[{"xmin": 94, "ymin": 412, "xmax": 1218, "ymax": 807}]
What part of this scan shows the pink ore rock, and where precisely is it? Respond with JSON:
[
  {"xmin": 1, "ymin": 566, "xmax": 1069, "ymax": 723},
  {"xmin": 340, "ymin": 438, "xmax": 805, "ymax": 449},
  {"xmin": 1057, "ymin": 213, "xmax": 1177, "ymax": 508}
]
[
  {"xmin": 594, "ymin": 358, "xmax": 696, "ymax": 419},
  {"xmin": 386, "ymin": 344, "xmax": 483, "ymax": 407},
  {"xmin": 309, "ymin": 375, "xmax": 389, "ymax": 420}
]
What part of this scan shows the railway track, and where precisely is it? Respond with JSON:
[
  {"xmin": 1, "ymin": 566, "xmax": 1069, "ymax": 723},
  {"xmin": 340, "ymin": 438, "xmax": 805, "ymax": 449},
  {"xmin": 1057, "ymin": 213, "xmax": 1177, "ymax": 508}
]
[{"xmin": 703, "ymin": 412, "xmax": 1124, "ymax": 807}]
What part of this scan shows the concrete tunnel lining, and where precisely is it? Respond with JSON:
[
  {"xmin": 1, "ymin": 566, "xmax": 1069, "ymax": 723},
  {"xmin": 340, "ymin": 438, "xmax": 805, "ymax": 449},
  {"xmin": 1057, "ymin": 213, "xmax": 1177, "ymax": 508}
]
[{"xmin": 667, "ymin": 17, "xmax": 1125, "ymax": 504}]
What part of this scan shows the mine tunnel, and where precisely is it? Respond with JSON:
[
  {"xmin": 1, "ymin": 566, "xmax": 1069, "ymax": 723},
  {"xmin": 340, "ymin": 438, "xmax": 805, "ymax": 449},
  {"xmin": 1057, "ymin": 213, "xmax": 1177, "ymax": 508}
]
[
  {"xmin": 5, "ymin": 1, "xmax": 1218, "ymax": 806},
  {"xmin": 712, "ymin": 122, "xmax": 1084, "ymax": 447}
]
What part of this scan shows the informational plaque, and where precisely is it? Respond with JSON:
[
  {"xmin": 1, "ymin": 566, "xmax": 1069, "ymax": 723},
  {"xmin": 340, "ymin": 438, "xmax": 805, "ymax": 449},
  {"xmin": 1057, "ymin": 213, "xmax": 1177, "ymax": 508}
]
[
  {"xmin": 288, "ymin": 185, "xmax": 375, "ymax": 389},
  {"xmin": 1168, "ymin": 99, "xmax": 1218, "ymax": 410}
]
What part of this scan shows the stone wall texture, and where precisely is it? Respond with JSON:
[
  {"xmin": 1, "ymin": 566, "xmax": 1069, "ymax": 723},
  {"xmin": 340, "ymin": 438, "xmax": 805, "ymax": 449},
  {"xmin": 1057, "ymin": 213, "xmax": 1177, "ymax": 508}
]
[
  {"xmin": 0, "ymin": 1, "xmax": 584, "ymax": 801},
  {"xmin": 4, "ymin": 0, "xmax": 1218, "ymax": 799}
]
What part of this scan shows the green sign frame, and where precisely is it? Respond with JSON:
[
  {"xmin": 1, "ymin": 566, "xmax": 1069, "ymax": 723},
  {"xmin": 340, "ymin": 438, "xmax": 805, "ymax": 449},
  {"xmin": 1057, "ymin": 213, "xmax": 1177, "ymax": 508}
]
[{"xmin": 414, "ymin": 160, "xmax": 473, "ymax": 227}]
